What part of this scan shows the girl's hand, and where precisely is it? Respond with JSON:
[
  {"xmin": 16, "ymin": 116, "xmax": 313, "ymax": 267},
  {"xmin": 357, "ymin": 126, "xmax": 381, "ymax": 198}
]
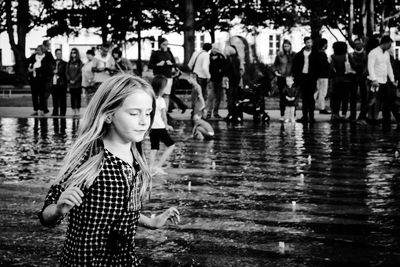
[
  {"xmin": 56, "ymin": 187, "xmax": 84, "ymax": 216},
  {"xmin": 151, "ymin": 207, "xmax": 180, "ymax": 228}
]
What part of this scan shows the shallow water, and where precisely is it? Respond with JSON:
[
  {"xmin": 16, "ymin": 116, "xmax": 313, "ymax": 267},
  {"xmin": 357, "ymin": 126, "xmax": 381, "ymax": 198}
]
[{"xmin": 1, "ymin": 118, "xmax": 400, "ymax": 266}]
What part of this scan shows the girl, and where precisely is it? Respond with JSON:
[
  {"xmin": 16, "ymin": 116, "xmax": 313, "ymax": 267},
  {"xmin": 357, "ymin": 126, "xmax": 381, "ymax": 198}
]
[
  {"xmin": 192, "ymin": 113, "xmax": 215, "ymax": 140},
  {"xmin": 66, "ymin": 48, "xmax": 83, "ymax": 116},
  {"xmin": 283, "ymin": 76, "xmax": 297, "ymax": 123},
  {"xmin": 39, "ymin": 74, "xmax": 180, "ymax": 266},
  {"xmin": 149, "ymin": 75, "xmax": 176, "ymax": 176}
]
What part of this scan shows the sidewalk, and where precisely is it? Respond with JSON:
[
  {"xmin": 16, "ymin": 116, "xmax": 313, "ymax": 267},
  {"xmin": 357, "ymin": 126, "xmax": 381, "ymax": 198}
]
[{"xmin": 0, "ymin": 106, "xmax": 336, "ymax": 122}]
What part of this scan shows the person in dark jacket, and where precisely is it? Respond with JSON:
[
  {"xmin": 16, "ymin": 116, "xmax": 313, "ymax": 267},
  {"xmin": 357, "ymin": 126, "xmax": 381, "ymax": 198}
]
[
  {"xmin": 292, "ymin": 36, "xmax": 319, "ymax": 124},
  {"xmin": 42, "ymin": 40, "xmax": 55, "ymax": 108},
  {"xmin": 149, "ymin": 37, "xmax": 177, "ymax": 109},
  {"xmin": 351, "ymin": 38, "xmax": 368, "ymax": 123},
  {"xmin": 51, "ymin": 49, "xmax": 68, "ymax": 116},
  {"xmin": 273, "ymin": 39, "xmax": 296, "ymax": 120},
  {"xmin": 206, "ymin": 45, "xmax": 226, "ymax": 119},
  {"xmin": 330, "ymin": 41, "xmax": 357, "ymax": 121},
  {"xmin": 27, "ymin": 45, "xmax": 54, "ymax": 116},
  {"xmin": 314, "ymin": 38, "xmax": 331, "ymax": 114},
  {"xmin": 223, "ymin": 45, "xmax": 242, "ymax": 123},
  {"xmin": 66, "ymin": 48, "xmax": 83, "ymax": 116}
]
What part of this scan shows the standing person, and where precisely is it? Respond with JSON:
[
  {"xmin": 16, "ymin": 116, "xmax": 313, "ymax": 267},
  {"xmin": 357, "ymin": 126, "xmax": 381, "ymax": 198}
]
[
  {"xmin": 92, "ymin": 43, "xmax": 115, "ymax": 90},
  {"xmin": 292, "ymin": 37, "xmax": 319, "ymax": 124},
  {"xmin": 314, "ymin": 38, "xmax": 331, "ymax": 115},
  {"xmin": 351, "ymin": 38, "xmax": 369, "ymax": 124},
  {"xmin": 206, "ymin": 45, "xmax": 226, "ymax": 119},
  {"xmin": 367, "ymin": 36, "xmax": 400, "ymax": 129},
  {"xmin": 330, "ymin": 42, "xmax": 357, "ymax": 122},
  {"xmin": 111, "ymin": 47, "xmax": 134, "ymax": 75},
  {"xmin": 43, "ymin": 40, "xmax": 55, "ymax": 109},
  {"xmin": 223, "ymin": 45, "xmax": 242, "ymax": 123},
  {"xmin": 188, "ymin": 43, "xmax": 212, "ymax": 102},
  {"xmin": 66, "ymin": 48, "xmax": 83, "ymax": 116},
  {"xmin": 81, "ymin": 49, "xmax": 96, "ymax": 105},
  {"xmin": 51, "ymin": 49, "xmax": 68, "ymax": 116},
  {"xmin": 148, "ymin": 37, "xmax": 176, "ymax": 110},
  {"xmin": 273, "ymin": 39, "xmax": 296, "ymax": 121},
  {"xmin": 149, "ymin": 75, "xmax": 176, "ymax": 176},
  {"xmin": 283, "ymin": 76, "xmax": 297, "ymax": 123},
  {"xmin": 38, "ymin": 74, "xmax": 180, "ymax": 266},
  {"xmin": 27, "ymin": 45, "xmax": 53, "ymax": 116}
]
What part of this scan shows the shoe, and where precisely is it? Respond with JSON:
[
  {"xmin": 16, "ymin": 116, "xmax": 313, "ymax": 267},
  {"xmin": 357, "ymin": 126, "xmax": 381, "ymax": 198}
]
[
  {"xmin": 31, "ymin": 111, "xmax": 38, "ymax": 116},
  {"xmin": 279, "ymin": 116, "xmax": 285, "ymax": 122},
  {"xmin": 214, "ymin": 114, "xmax": 221, "ymax": 119},
  {"xmin": 181, "ymin": 106, "xmax": 187, "ymax": 114},
  {"xmin": 296, "ymin": 117, "xmax": 308, "ymax": 124},
  {"xmin": 356, "ymin": 119, "xmax": 367, "ymax": 125},
  {"xmin": 37, "ymin": 110, "xmax": 44, "ymax": 116},
  {"xmin": 284, "ymin": 119, "xmax": 289, "ymax": 123},
  {"xmin": 309, "ymin": 118, "xmax": 316, "ymax": 124},
  {"xmin": 319, "ymin": 109, "xmax": 331, "ymax": 115}
]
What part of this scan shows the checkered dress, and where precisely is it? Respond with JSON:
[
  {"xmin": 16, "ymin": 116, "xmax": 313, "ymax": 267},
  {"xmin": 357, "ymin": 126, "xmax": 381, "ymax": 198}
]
[{"xmin": 40, "ymin": 149, "xmax": 143, "ymax": 266}]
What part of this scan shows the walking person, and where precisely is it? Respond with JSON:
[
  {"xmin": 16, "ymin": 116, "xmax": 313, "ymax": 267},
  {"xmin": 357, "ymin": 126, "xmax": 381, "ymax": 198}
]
[
  {"xmin": 51, "ymin": 48, "xmax": 68, "ymax": 116},
  {"xmin": 81, "ymin": 49, "xmax": 96, "ymax": 105},
  {"xmin": 188, "ymin": 43, "xmax": 212, "ymax": 102},
  {"xmin": 223, "ymin": 45, "xmax": 242, "ymax": 123},
  {"xmin": 314, "ymin": 38, "xmax": 331, "ymax": 115},
  {"xmin": 38, "ymin": 74, "xmax": 180, "ymax": 266},
  {"xmin": 273, "ymin": 39, "xmax": 296, "ymax": 121},
  {"xmin": 66, "ymin": 48, "xmax": 83, "ymax": 116},
  {"xmin": 367, "ymin": 36, "xmax": 400, "ymax": 129},
  {"xmin": 292, "ymin": 37, "xmax": 319, "ymax": 124},
  {"xmin": 168, "ymin": 69, "xmax": 188, "ymax": 114},
  {"xmin": 148, "ymin": 37, "xmax": 176, "ymax": 110},
  {"xmin": 351, "ymin": 38, "xmax": 369, "ymax": 124},
  {"xmin": 330, "ymin": 42, "xmax": 357, "ymax": 122},
  {"xmin": 206, "ymin": 45, "xmax": 226, "ymax": 119},
  {"xmin": 149, "ymin": 75, "xmax": 176, "ymax": 176},
  {"xmin": 27, "ymin": 45, "xmax": 53, "ymax": 116}
]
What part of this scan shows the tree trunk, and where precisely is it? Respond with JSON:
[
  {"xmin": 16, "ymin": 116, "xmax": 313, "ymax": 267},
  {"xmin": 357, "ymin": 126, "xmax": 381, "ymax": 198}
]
[
  {"xmin": 361, "ymin": 0, "xmax": 367, "ymax": 38},
  {"xmin": 183, "ymin": 0, "xmax": 195, "ymax": 66},
  {"xmin": 137, "ymin": 10, "xmax": 143, "ymax": 77},
  {"xmin": 367, "ymin": 0, "xmax": 375, "ymax": 37},
  {"xmin": 6, "ymin": 0, "xmax": 29, "ymax": 84},
  {"xmin": 100, "ymin": 0, "xmax": 108, "ymax": 44},
  {"xmin": 210, "ymin": 28, "xmax": 216, "ymax": 44},
  {"xmin": 349, "ymin": 0, "xmax": 354, "ymax": 39}
]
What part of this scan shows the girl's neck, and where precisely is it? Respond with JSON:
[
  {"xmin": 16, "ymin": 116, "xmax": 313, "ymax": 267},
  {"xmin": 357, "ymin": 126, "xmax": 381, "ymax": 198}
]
[{"xmin": 103, "ymin": 136, "xmax": 134, "ymax": 166}]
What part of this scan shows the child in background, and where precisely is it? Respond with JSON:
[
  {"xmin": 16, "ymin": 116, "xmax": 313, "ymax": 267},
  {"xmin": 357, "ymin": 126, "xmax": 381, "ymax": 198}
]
[
  {"xmin": 149, "ymin": 75, "xmax": 176, "ymax": 175},
  {"xmin": 39, "ymin": 74, "xmax": 180, "ymax": 266},
  {"xmin": 192, "ymin": 113, "xmax": 215, "ymax": 140},
  {"xmin": 283, "ymin": 76, "xmax": 297, "ymax": 123}
]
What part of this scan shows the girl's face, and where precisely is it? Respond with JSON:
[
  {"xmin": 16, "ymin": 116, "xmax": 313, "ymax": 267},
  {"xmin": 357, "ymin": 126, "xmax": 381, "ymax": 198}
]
[
  {"xmin": 108, "ymin": 90, "xmax": 153, "ymax": 143},
  {"xmin": 283, "ymin": 43, "xmax": 291, "ymax": 52},
  {"xmin": 87, "ymin": 54, "xmax": 94, "ymax": 61}
]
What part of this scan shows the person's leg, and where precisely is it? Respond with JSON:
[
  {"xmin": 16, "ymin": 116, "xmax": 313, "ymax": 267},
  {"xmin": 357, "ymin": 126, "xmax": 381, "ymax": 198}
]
[
  {"xmin": 277, "ymin": 77, "xmax": 286, "ymax": 118},
  {"xmin": 38, "ymin": 81, "xmax": 47, "ymax": 115},
  {"xmin": 149, "ymin": 129, "xmax": 160, "ymax": 169},
  {"xmin": 305, "ymin": 76, "xmax": 316, "ymax": 122},
  {"xmin": 30, "ymin": 80, "xmax": 39, "ymax": 114},
  {"xmin": 163, "ymin": 78, "xmax": 173, "ymax": 110},
  {"xmin": 76, "ymin": 87, "xmax": 82, "ymax": 115},
  {"xmin": 213, "ymin": 81, "xmax": 223, "ymax": 117},
  {"xmin": 226, "ymin": 84, "xmax": 235, "ymax": 120},
  {"xmin": 60, "ymin": 85, "xmax": 67, "ymax": 116},
  {"xmin": 380, "ymin": 83, "xmax": 391, "ymax": 127},
  {"xmin": 156, "ymin": 129, "xmax": 175, "ymax": 169},
  {"xmin": 349, "ymin": 80, "xmax": 358, "ymax": 120},
  {"xmin": 341, "ymin": 82, "xmax": 349, "ymax": 117},
  {"xmin": 320, "ymin": 78, "xmax": 329, "ymax": 111},
  {"xmin": 70, "ymin": 89, "xmax": 77, "ymax": 115},
  {"xmin": 358, "ymin": 77, "xmax": 368, "ymax": 120},
  {"xmin": 314, "ymin": 78, "xmax": 322, "ymax": 110},
  {"xmin": 169, "ymin": 91, "xmax": 187, "ymax": 112},
  {"xmin": 289, "ymin": 106, "xmax": 295, "ymax": 122},
  {"xmin": 206, "ymin": 81, "xmax": 215, "ymax": 117},
  {"xmin": 51, "ymin": 85, "xmax": 59, "ymax": 115},
  {"xmin": 330, "ymin": 81, "xmax": 341, "ymax": 116}
]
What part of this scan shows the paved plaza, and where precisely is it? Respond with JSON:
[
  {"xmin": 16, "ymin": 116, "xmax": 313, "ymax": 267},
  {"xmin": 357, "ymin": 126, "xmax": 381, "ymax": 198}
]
[{"xmin": 1, "ymin": 114, "xmax": 400, "ymax": 266}]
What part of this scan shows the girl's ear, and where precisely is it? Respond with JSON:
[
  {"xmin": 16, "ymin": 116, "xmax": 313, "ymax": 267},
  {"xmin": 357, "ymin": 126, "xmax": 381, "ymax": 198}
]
[{"xmin": 105, "ymin": 115, "xmax": 112, "ymax": 124}]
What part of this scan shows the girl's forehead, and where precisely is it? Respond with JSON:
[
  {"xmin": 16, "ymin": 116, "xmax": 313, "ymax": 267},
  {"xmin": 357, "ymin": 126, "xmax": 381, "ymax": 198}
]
[{"xmin": 123, "ymin": 90, "xmax": 153, "ymax": 108}]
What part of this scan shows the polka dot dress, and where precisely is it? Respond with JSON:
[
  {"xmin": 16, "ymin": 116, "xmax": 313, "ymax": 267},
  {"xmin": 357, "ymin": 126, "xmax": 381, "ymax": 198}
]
[{"xmin": 40, "ymin": 148, "xmax": 143, "ymax": 267}]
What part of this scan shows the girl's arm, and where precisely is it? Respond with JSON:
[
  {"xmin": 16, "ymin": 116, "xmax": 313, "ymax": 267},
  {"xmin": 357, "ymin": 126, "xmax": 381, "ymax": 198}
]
[
  {"xmin": 139, "ymin": 207, "xmax": 180, "ymax": 229},
  {"xmin": 161, "ymin": 106, "xmax": 173, "ymax": 131},
  {"xmin": 40, "ymin": 187, "xmax": 84, "ymax": 227}
]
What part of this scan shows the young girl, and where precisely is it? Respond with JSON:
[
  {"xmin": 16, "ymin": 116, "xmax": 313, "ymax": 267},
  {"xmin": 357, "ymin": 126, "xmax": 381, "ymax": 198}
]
[
  {"xmin": 66, "ymin": 48, "xmax": 83, "ymax": 116},
  {"xmin": 39, "ymin": 74, "xmax": 180, "ymax": 266},
  {"xmin": 149, "ymin": 75, "xmax": 176, "ymax": 176}
]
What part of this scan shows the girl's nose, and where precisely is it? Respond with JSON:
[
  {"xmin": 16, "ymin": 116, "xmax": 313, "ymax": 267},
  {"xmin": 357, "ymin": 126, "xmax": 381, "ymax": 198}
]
[{"xmin": 139, "ymin": 113, "xmax": 147, "ymax": 125}]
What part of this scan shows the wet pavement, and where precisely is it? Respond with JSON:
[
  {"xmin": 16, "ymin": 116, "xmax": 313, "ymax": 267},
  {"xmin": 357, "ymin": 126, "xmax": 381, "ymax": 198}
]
[{"xmin": 1, "ymin": 117, "xmax": 400, "ymax": 266}]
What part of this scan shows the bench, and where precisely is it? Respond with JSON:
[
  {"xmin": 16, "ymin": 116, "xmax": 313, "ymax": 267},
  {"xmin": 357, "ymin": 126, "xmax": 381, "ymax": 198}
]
[{"xmin": 0, "ymin": 85, "xmax": 31, "ymax": 97}]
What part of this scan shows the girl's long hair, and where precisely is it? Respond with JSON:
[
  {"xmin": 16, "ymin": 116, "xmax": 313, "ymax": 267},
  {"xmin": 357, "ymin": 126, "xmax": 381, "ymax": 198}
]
[
  {"xmin": 53, "ymin": 74, "xmax": 156, "ymax": 201},
  {"xmin": 69, "ymin": 48, "xmax": 82, "ymax": 63}
]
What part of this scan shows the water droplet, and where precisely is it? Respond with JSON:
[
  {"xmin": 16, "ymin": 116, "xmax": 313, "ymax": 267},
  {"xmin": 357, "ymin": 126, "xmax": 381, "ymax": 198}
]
[
  {"xmin": 307, "ymin": 155, "xmax": 312, "ymax": 164},
  {"xmin": 279, "ymin": 241, "xmax": 285, "ymax": 248},
  {"xmin": 188, "ymin": 181, "xmax": 192, "ymax": 191},
  {"xmin": 300, "ymin": 173, "xmax": 304, "ymax": 179},
  {"xmin": 395, "ymin": 150, "xmax": 399, "ymax": 158},
  {"xmin": 211, "ymin": 161, "xmax": 216, "ymax": 170}
]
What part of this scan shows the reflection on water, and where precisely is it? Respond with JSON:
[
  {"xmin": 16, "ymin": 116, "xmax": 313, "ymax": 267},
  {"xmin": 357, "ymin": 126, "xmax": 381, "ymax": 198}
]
[{"xmin": 1, "ymin": 118, "xmax": 400, "ymax": 266}]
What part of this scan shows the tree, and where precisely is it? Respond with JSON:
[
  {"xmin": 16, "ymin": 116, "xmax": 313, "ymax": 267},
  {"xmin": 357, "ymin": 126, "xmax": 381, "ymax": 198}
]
[{"xmin": 0, "ymin": 0, "xmax": 50, "ymax": 83}]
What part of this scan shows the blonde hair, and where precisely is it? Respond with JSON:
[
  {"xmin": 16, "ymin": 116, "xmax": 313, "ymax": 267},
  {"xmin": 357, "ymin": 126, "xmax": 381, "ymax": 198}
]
[{"xmin": 54, "ymin": 74, "xmax": 156, "ymax": 202}]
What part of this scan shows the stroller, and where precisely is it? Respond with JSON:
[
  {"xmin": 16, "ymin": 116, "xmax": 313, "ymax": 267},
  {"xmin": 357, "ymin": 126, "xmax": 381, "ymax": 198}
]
[{"xmin": 236, "ymin": 67, "xmax": 272, "ymax": 123}]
